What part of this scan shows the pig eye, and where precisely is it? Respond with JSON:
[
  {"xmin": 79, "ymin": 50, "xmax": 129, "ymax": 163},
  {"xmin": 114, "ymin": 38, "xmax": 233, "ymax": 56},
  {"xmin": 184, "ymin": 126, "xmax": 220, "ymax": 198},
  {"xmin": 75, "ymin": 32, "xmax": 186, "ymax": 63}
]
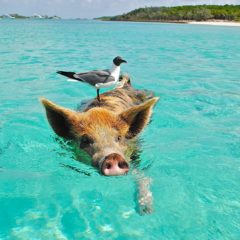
[
  {"xmin": 116, "ymin": 136, "xmax": 122, "ymax": 142},
  {"xmin": 80, "ymin": 135, "xmax": 93, "ymax": 146}
]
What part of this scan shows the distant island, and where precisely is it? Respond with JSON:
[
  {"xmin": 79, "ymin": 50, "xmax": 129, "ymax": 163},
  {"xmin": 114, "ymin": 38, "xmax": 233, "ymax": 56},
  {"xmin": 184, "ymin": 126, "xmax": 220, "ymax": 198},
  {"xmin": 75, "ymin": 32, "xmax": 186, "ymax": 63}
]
[
  {"xmin": 97, "ymin": 5, "xmax": 240, "ymax": 22},
  {"xmin": 0, "ymin": 13, "xmax": 61, "ymax": 19}
]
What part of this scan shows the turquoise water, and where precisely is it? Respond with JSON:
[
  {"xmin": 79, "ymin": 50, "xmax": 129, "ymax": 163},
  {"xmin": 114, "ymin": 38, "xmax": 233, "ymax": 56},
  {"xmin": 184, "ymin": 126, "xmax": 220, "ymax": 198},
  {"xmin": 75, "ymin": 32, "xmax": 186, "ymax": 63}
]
[{"xmin": 0, "ymin": 19, "xmax": 240, "ymax": 239}]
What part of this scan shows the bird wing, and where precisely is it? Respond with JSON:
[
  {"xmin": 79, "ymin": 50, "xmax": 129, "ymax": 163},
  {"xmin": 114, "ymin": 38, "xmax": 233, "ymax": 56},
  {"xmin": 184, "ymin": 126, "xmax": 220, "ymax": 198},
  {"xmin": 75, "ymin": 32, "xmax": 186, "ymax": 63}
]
[{"xmin": 73, "ymin": 70, "xmax": 115, "ymax": 86}]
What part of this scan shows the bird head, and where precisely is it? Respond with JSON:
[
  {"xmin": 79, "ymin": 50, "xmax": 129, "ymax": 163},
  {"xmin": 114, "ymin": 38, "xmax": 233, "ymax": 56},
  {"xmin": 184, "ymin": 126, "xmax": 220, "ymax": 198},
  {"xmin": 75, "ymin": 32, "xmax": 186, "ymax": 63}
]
[{"xmin": 113, "ymin": 56, "xmax": 127, "ymax": 66}]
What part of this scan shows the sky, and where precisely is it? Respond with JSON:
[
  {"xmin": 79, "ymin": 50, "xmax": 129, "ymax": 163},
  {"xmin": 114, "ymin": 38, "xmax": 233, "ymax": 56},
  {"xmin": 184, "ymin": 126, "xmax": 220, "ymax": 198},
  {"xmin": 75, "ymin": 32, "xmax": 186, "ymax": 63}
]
[{"xmin": 0, "ymin": 0, "xmax": 240, "ymax": 18}]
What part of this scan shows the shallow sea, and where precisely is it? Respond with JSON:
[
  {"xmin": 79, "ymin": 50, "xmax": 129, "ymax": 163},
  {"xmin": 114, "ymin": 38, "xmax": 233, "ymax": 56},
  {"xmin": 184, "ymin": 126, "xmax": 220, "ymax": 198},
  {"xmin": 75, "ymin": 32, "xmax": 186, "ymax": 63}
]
[{"xmin": 0, "ymin": 19, "xmax": 240, "ymax": 239}]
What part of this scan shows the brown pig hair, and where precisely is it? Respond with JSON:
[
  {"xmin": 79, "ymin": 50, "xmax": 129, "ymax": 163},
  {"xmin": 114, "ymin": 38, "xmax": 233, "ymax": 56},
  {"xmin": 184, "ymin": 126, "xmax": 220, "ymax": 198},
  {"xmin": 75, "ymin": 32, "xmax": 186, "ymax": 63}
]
[
  {"xmin": 40, "ymin": 79, "xmax": 159, "ymax": 141},
  {"xmin": 41, "ymin": 96, "xmax": 159, "ymax": 141}
]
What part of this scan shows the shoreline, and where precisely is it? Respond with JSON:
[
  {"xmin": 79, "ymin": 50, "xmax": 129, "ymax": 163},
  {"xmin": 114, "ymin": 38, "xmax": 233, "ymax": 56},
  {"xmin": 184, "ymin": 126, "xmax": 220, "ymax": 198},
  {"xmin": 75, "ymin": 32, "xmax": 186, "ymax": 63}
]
[
  {"xmin": 98, "ymin": 19, "xmax": 240, "ymax": 26},
  {"xmin": 187, "ymin": 21, "xmax": 240, "ymax": 26}
]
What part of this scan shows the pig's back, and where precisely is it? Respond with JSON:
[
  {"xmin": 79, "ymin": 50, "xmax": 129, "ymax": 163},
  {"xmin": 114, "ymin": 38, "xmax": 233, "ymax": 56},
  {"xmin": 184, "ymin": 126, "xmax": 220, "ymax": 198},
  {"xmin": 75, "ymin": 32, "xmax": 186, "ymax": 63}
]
[{"xmin": 78, "ymin": 76, "xmax": 155, "ymax": 114}]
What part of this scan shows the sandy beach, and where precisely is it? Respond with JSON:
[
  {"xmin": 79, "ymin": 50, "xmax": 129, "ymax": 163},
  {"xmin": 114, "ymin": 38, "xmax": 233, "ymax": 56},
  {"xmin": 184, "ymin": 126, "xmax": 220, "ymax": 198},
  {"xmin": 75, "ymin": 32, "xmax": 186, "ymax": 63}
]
[{"xmin": 188, "ymin": 21, "xmax": 240, "ymax": 26}]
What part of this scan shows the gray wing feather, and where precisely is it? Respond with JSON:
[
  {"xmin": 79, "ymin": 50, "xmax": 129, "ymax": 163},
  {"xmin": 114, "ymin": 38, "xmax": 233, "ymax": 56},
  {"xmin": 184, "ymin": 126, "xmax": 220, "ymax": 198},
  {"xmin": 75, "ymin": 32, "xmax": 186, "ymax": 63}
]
[{"xmin": 73, "ymin": 70, "xmax": 114, "ymax": 86}]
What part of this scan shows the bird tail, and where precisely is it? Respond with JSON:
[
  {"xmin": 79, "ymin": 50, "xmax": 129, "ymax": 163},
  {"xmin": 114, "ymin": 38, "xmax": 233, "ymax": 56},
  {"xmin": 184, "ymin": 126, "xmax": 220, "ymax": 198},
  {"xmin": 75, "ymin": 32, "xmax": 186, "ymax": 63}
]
[{"xmin": 57, "ymin": 71, "xmax": 80, "ymax": 81}]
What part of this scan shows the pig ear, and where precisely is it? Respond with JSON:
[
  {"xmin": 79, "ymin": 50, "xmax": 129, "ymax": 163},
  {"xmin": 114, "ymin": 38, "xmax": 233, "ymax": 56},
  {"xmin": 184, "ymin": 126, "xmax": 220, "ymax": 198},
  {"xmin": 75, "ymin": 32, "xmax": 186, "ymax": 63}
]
[
  {"xmin": 40, "ymin": 98, "xmax": 80, "ymax": 139},
  {"xmin": 119, "ymin": 97, "xmax": 159, "ymax": 139}
]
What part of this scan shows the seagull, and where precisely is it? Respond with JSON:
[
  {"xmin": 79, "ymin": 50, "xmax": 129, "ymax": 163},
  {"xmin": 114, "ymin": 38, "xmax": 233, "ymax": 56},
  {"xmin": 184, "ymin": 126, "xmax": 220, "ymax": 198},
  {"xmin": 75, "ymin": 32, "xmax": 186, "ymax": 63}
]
[{"xmin": 57, "ymin": 56, "xmax": 127, "ymax": 101}]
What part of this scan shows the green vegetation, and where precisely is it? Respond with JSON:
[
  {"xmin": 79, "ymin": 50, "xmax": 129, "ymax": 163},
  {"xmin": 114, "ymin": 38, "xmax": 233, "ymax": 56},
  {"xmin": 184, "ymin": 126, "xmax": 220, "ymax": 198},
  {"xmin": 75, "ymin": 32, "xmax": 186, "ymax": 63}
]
[
  {"xmin": 8, "ymin": 13, "xmax": 27, "ymax": 19},
  {"xmin": 97, "ymin": 5, "xmax": 240, "ymax": 22},
  {"xmin": 0, "ymin": 13, "xmax": 61, "ymax": 19}
]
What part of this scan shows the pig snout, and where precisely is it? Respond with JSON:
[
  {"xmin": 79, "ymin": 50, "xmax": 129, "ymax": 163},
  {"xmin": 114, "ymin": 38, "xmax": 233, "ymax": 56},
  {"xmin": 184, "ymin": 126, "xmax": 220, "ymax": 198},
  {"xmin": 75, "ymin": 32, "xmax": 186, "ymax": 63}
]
[{"xmin": 101, "ymin": 153, "xmax": 129, "ymax": 176}]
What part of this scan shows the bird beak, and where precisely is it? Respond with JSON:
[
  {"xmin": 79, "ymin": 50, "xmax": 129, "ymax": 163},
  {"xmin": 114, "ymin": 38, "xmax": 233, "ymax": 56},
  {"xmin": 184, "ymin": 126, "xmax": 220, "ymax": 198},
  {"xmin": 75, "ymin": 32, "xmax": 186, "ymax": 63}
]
[{"xmin": 121, "ymin": 59, "xmax": 127, "ymax": 63}]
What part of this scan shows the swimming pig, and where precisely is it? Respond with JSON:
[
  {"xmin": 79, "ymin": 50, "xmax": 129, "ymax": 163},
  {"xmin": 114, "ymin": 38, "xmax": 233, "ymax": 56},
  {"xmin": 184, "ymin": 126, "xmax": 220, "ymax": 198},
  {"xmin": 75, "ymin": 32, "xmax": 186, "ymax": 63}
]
[{"xmin": 41, "ymin": 76, "xmax": 158, "ymax": 176}]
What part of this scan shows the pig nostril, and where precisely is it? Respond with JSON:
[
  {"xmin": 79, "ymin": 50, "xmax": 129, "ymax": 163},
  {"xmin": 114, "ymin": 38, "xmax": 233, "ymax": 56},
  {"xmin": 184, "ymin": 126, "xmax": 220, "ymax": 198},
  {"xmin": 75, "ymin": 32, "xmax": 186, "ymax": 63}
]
[
  {"xmin": 118, "ymin": 161, "xmax": 129, "ymax": 169},
  {"xmin": 106, "ymin": 162, "xmax": 112, "ymax": 169}
]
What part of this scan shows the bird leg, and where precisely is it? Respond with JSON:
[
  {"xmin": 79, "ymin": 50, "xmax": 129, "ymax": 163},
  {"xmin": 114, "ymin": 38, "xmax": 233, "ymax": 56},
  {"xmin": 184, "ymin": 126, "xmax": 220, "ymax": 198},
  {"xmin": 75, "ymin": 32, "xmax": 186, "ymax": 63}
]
[{"xmin": 97, "ymin": 89, "xmax": 101, "ymax": 102}]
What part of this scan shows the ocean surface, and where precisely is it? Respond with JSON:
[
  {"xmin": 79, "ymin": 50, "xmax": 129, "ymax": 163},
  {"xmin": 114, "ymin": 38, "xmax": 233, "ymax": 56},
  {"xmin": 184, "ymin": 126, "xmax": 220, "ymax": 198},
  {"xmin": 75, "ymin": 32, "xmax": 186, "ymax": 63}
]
[{"xmin": 0, "ymin": 19, "xmax": 240, "ymax": 239}]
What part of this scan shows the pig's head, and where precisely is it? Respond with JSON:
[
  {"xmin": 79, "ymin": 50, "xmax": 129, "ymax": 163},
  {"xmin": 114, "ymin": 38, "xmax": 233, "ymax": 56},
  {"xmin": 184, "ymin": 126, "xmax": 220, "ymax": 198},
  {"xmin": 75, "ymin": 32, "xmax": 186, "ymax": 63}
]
[{"xmin": 41, "ymin": 97, "xmax": 158, "ymax": 176}]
